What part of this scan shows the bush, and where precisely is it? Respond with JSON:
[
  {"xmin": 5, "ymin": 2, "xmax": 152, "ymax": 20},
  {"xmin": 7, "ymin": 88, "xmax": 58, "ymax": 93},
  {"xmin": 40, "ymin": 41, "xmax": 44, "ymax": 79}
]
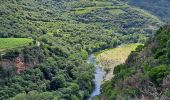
[
  {"xmin": 113, "ymin": 64, "xmax": 126, "ymax": 74},
  {"xmin": 149, "ymin": 65, "xmax": 170, "ymax": 86},
  {"xmin": 49, "ymin": 75, "xmax": 66, "ymax": 90}
]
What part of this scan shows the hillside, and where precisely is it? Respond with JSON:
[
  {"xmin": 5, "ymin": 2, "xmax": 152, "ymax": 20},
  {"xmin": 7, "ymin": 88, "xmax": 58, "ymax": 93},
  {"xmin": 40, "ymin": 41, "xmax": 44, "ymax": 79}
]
[
  {"xmin": 129, "ymin": 0, "xmax": 170, "ymax": 21},
  {"xmin": 100, "ymin": 25, "xmax": 170, "ymax": 100},
  {"xmin": 0, "ymin": 0, "xmax": 162, "ymax": 100}
]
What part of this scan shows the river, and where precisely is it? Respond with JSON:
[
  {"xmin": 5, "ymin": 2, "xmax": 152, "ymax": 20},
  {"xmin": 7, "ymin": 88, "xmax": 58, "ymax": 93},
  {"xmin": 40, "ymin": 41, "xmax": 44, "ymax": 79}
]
[
  {"xmin": 87, "ymin": 54, "xmax": 106, "ymax": 100},
  {"xmin": 87, "ymin": 44, "xmax": 140, "ymax": 99}
]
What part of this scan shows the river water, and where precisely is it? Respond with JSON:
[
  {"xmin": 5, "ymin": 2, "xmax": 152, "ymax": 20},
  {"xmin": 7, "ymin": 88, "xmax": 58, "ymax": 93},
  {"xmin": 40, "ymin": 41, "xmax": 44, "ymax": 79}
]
[{"xmin": 87, "ymin": 54, "xmax": 106, "ymax": 100}]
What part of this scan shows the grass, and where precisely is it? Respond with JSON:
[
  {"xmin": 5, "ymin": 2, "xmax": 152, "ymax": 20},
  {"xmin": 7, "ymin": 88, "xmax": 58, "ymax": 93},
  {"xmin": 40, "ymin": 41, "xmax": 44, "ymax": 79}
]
[
  {"xmin": 0, "ymin": 38, "xmax": 32, "ymax": 51},
  {"xmin": 74, "ymin": 7, "xmax": 100, "ymax": 15},
  {"xmin": 93, "ymin": 1, "xmax": 113, "ymax": 6},
  {"xmin": 109, "ymin": 9, "xmax": 126, "ymax": 15},
  {"xmin": 96, "ymin": 43, "xmax": 142, "ymax": 80},
  {"xmin": 73, "ymin": 1, "xmax": 114, "ymax": 15},
  {"xmin": 96, "ymin": 43, "xmax": 142, "ymax": 68}
]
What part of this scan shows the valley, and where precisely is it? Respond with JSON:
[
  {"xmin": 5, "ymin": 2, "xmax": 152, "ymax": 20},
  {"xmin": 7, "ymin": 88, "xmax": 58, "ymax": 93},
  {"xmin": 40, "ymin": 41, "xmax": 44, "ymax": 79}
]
[
  {"xmin": 0, "ymin": 0, "xmax": 169, "ymax": 100},
  {"xmin": 88, "ymin": 43, "xmax": 141, "ymax": 99},
  {"xmin": 99, "ymin": 25, "xmax": 170, "ymax": 100}
]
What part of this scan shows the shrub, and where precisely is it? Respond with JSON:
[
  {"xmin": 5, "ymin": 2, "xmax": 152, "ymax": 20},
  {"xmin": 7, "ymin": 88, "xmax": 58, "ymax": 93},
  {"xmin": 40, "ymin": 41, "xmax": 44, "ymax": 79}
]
[{"xmin": 149, "ymin": 65, "xmax": 170, "ymax": 86}]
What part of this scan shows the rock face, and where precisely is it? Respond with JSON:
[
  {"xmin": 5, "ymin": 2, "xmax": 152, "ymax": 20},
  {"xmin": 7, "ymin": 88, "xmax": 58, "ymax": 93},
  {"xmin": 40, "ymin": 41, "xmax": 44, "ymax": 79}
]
[
  {"xmin": 0, "ymin": 48, "xmax": 44, "ymax": 74},
  {"xmin": 0, "ymin": 46, "xmax": 44, "ymax": 75},
  {"xmin": 1, "ymin": 55, "xmax": 30, "ymax": 74},
  {"xmin": 15, "ymin": 55, "xmax": 27, "ymax": 74}
]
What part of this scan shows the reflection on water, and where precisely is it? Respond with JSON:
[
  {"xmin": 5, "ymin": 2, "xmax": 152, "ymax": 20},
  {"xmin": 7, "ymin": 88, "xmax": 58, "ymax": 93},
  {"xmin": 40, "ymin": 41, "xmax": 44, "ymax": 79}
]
[{"xmin": 87, "ymin": 54, "xmax": 106, "ymax": 100}]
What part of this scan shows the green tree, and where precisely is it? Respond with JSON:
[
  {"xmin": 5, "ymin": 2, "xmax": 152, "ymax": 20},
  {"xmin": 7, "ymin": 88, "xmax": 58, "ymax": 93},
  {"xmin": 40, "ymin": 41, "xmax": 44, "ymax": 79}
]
[
  {"xmin": 49, "ymin": 75, "xmax": 65, "ymax": 90},
  {"xmin": 149, "ymin": 65, "xmax": 170, "ymax": 86}
]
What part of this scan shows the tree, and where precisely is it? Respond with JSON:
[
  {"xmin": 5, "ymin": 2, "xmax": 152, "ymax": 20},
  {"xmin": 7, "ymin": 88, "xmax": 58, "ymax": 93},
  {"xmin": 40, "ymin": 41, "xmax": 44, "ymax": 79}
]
[
  {"xmin": 49, "ymin": 75, "xmax": 65, "ymax": 90},
  {"xmin": 149, "ymin": 65, "xmax": 170, "ymax": 86}
]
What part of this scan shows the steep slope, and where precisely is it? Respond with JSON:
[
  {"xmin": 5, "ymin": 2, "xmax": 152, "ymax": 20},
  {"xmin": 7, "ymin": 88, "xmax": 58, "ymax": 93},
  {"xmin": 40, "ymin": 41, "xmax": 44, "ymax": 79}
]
[
  {"xmin": 0, "ymin": 0, "xmax": 162, "ymax": 100},
  {"xmin": 100, "ymin": 25, "xmax": 170, "ymax": 100},
  {"xmin": 129, "ymin": 0, "xmax": 170, "ymax": 21}
]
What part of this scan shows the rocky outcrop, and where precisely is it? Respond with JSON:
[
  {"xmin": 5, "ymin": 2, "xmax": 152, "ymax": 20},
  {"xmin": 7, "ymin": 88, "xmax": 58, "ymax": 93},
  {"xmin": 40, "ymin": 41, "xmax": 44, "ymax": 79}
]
[{"xmin": 1, "ymin": 55, "xmax": 29, "ymax": 74}]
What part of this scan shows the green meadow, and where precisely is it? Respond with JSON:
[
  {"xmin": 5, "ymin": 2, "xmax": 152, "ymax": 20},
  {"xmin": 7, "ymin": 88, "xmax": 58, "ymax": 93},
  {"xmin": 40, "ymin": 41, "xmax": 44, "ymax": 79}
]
[
  {"xmin": 96, "ymin": 43, "xmax": 142, "ymax": 68},
  {"xmin": 0, "ymin": 38, "xmax": 32, "ymax": 51}
]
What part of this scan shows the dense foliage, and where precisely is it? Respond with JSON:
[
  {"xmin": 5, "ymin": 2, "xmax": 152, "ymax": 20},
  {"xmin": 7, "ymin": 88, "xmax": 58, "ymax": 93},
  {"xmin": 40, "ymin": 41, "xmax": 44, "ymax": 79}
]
[
  {"xmin": 0, "ymin": 0, "xmax": 161, "ymax": 99},
  {"xmin": 100, "ymin": 26, "xmax": 170, "ymax": 100}
]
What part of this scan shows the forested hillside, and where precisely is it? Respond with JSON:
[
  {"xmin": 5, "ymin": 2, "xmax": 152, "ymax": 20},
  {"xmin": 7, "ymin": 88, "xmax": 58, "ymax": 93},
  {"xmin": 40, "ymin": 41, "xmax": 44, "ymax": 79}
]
[
  {"xmin": 129, "ymin": 0, "xmax": 170, "ymax": 21},
  {"xmin": 100, "ymin": 25, "xmax": 170, "ymax": 100},
  {"xmin": 0, "ymin": 0, "xmax": 161, "ymax": 100}
]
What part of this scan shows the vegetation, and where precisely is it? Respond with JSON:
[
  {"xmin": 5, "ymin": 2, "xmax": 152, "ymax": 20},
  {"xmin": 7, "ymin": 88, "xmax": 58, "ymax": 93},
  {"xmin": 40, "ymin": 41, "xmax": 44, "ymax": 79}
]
[
  {"xmin": 129, "ymin": 0, "xmax": 170, "ymax": 21},
  {"xmin": 96, "ymin": 43, "xmax": 141, "ymax": 68},
  {"xmin": 9, "ymin": 91, "xmax": 59, "ymax": 100},
  {"xmin": 96, "ymin": 43, "xmax": 141, "ymax": 80},
  {"xmin": 0, "ymin": 38, "xmax": 32, "ymax": 51},
  {"xmin": 100, "ymin": 25, "xmax": 170, "ymax": 100},
  {"xmin": 0, "ymin": 0, "xmax": 163, "ymax": 100}
]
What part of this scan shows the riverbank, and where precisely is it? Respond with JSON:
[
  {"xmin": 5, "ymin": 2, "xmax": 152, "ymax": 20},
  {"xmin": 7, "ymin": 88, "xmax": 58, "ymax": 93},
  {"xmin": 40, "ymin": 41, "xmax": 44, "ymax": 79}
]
[
  {"xmin": 88, "ymin": 43, "xmax": 142, "ymax": 99},
  {"xmin": 96, "ymin": 43, "xmax": 141, "ymax": 81},
  {"xmin": 87, "ymin": 55, "xmax": 106, "ymax": 100}
]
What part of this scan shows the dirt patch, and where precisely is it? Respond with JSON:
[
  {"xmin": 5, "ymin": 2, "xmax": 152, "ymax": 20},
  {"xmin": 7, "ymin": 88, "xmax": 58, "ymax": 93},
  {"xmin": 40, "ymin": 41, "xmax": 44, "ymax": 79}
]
[{"xmin": 1, "ymin": 54, "xmax": 39, "ymax": 74}]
